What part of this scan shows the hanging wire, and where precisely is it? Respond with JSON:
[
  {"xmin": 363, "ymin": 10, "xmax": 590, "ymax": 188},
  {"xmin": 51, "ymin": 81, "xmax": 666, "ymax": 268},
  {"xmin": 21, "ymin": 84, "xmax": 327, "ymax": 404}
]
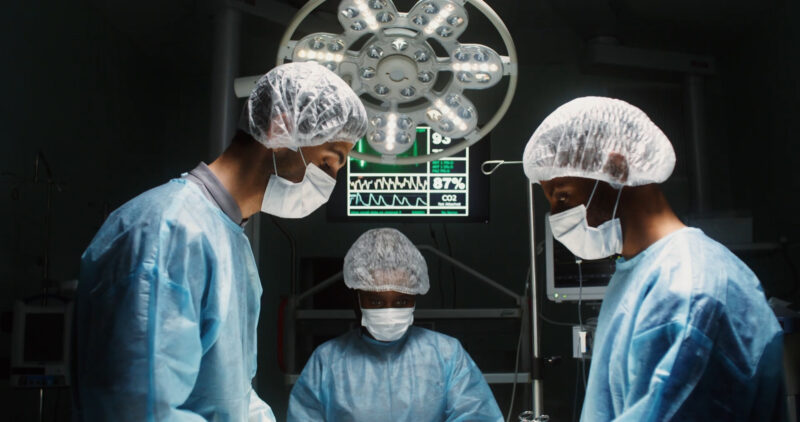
[
  {"xmin": 481, "ymin": 160, "xmax": 523, "ymax": 175},
  {"xmin": 505, "ymin": 268, "xmax": 530, "ymax": 422},
  {"xmin": 576, "ymin": 259, "xmax": 587, "ymax": 391}
]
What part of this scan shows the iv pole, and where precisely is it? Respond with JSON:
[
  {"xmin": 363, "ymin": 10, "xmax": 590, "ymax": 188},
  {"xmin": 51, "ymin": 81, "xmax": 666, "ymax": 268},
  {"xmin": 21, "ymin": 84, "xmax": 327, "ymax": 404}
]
[
  {"xmin": 483, "ymin": 161, "xmax": 547, "ymax": 420},
  {"xmin": 527, "ymin": 182, "xmax": 545, "ymax": 419}
]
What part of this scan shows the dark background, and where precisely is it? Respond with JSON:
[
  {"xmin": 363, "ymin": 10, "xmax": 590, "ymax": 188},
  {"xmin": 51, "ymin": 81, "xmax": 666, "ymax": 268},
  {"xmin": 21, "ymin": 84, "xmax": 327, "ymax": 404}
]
[{"xmin": 1, "ymin": 0, "xmax": 798, "ymax": 420}]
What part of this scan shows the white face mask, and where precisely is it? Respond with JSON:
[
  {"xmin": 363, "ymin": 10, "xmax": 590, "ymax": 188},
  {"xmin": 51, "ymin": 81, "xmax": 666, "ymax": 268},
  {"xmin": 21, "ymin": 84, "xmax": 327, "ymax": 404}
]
[
  {"xmin": 361, "ymin": 307, "xmax": 415, "ymax": 342},
  {"xmin": 261, "ymin": 149, "xmax": 336, "ymax": 219},
  {"xmin": 548, "ymin": 181, "xmax": 623, "ymax": 260}
]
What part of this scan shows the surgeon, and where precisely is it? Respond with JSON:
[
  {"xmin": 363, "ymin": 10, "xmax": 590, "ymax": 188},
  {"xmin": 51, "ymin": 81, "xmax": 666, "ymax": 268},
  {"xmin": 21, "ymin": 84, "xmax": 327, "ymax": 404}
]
[
  {"xmin": 73, "ymin": 62, "xmax": 367, "ymax": 421},
  {"xmin": 287, "ymin": 228, "xmax": 503, "ymax": 422},
  {"xmin": 523, "ymin": 96, "xmax": 786, "ymax": 421}
]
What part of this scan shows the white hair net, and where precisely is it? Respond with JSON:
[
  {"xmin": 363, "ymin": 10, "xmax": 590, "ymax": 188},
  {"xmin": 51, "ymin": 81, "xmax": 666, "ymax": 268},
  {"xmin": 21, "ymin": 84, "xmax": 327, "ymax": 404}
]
[
  {"xmin": 523, "ymin": 96, "xmax": 676, "ymax": 187},
  {"xmin": 344, "ymin": 228, "xmax": 430, "ymax": 295},
  {"xmin": 239, "ymin": 62, "xmax": 368, "ymax": 150}
]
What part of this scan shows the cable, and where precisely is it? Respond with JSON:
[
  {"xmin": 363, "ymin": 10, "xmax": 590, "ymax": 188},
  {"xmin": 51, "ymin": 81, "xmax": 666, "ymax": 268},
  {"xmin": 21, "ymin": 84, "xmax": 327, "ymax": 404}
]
[
  {"xmin": 532, "ymin": 262, "xmax": 581, "ymax": 327},
  {"xmin": 505, "ymin": 272, "xmax": 530, "ymax": 422},
  {"xmin": 505, "ymin": 318, "xmax": 525, "ymax": 422},
  {"xmin": 538, "ymin": 312, "xmax": 577, "ymax": 327},
  {"xmin": 576, "ymin": 259, "xmax": 587, "ymax": 392}
]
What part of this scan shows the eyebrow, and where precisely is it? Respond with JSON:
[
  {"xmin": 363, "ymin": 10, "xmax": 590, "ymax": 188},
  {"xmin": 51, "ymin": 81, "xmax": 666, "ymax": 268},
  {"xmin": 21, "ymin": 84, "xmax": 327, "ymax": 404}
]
[{"xmin": 335, "ymin": 150, "xmax": 346, "ymax": 166}]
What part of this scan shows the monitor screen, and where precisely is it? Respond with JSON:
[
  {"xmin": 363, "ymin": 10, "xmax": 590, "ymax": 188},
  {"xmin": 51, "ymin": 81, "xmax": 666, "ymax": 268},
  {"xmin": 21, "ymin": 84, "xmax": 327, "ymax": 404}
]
[
  {"xmin": 23, "ymin": 313, "xmax": 65, "ymax": 362},
  {"xmin": 327, "ymin": 127, "xmax": 489, "ymax": 222}
]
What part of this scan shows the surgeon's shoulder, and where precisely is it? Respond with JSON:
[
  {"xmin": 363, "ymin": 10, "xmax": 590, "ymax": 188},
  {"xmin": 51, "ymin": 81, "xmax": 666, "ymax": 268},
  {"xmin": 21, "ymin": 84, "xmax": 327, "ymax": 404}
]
[
  {"xmin": 633, "ymin": 229, "xmax": 728, "ymax": 331},
  {"xmin": 309, "ymin": 329, "xmax": 361, "ymax": 364},
  {"xmin": 109, "ymin": 180, "xmax": 219, "ymax": 234},
  {"xmin": 670, "ymin": 228, "xmax": 764, "ymax": 297},
  {"xmin": 84, "ymin": 180, "xmax": 215, "ymax": 257},
  {"xmin": 407, "ymin": 327, "xmax": 466, "ymax": 357},
  {"xmin": 648, "ymin": 228, "xmax": 776, "ymax": 328},
  {"xmin": 648, "ymin": 228, "xmax": 735, "ymax": 296}
]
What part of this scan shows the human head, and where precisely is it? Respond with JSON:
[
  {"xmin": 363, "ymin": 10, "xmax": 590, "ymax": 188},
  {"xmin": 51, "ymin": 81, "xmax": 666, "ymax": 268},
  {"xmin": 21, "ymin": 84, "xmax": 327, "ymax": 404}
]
[
  {"xmin": 240, "ymin": 61, "xmax": 367, "ymax": 151},
  {"xmin": 523, "ymin": 96, "xmax": 675, "ymax": 189},
  {"xmin": 238, "ymin": 62, "xmax": 368, "ymax": 182},
  {"xmin": 344, "ymin": 228, "xmax": 430, "ymax": 303},
  {"xmin": 344, "ymin": 228, "xmax": 427, "ymax": 342},
  {"xmin": 524, "ymin": 96, "xmax": 676, "ymax": 221}
]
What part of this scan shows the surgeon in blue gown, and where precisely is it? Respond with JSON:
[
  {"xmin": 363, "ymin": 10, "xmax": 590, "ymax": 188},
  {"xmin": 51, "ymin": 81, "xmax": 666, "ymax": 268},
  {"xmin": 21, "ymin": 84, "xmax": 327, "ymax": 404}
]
[
  {"xmin": 72, "ymin": 62, "xmax": 367, "ymax": 421},
  {"xmin": 288, "ymin": 228, "xmax": 504, "ymax": 422},
  {"xmin": 522, "ymin": 97, "xmax": 786, "ymax": 421}
]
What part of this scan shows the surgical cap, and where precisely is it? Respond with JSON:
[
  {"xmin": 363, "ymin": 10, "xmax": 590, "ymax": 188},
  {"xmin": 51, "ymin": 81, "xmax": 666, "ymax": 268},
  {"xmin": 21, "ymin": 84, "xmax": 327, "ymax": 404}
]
[
  {"xmin": 344, "ymin": 228, "xmax": 430, "ymax": 295},
  {"xmin": 240, "ymin": 62, "xmax": 368, "ymax": 150},
  {"xmin": 523, "ymin": 96, "xmax": 676, "ymax": 187}
]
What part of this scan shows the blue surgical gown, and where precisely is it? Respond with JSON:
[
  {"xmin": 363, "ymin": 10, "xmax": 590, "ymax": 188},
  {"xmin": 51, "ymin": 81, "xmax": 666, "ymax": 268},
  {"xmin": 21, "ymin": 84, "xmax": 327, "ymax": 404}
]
[
  {"xmin": 73, "ymin": 179, "xmax": 275, "ymax": 421},
  {"xmin": 288, "ymin": 326, "xmax": 503, "ymax": 421},
  {"xmin": 582, "ymin": 228, "xmax": 786, "ymax": 421}
]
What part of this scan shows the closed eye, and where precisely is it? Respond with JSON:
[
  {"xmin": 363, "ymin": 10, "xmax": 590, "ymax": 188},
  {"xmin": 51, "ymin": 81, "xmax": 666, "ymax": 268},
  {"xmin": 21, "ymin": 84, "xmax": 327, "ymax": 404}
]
[{"xmin": 321, "ymin": 161, "xmax": 335, "ymax": 178}]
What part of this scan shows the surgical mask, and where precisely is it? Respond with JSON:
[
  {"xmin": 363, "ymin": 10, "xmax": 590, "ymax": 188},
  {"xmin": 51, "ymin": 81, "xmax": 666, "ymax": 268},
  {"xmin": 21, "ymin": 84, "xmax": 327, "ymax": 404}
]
[
  {"xmin": 548, "ymin": 181, "xmax": 623, "ymax": 260},
  {"xmin": 361, "ymin": 307, "xmax": 414, "ymax": 342},
  {"xmin": 261, "ymin": 149, "xmax": 336, "ymax": 218}
]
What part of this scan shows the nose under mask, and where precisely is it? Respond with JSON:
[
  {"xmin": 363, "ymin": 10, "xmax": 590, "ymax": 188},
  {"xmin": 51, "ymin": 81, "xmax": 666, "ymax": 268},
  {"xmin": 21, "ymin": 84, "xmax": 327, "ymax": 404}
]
[
  {"xmin": 548, "ymin": 181, "xmax": 623, "ymax": 260},
  {"xmin": 260, "ymin": 148, "xmax": 336, "ymax": 219},
  {"xmin": 360, "ymin": 306, "xmax": 415, "ymax": 342}
]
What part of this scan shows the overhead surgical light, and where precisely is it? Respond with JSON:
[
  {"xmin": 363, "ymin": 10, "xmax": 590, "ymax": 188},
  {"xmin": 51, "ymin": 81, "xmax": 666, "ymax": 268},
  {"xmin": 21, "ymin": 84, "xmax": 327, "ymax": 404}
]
[{"xmin": 235, "ymin": 0, "xmax": 518, "ymax": 165}]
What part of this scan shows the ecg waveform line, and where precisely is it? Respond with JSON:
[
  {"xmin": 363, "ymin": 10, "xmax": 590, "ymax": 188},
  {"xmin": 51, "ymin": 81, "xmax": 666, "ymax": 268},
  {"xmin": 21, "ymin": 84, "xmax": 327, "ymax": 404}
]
[
  {"xmin": 349, "ymin": 176, "xmax": 428, "ymax": 191},
  {"xmin": 349, "ymin": 193, "xmax": 428, "ymax": 207}
]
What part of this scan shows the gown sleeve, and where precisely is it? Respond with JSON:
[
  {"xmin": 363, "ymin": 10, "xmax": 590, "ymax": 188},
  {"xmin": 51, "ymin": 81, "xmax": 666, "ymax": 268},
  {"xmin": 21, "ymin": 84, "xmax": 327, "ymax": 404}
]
[
  {"xmin": 77, "ymin": 221, "xmax": 209, "ymax": 421},
  {"xmin": 612, "ymin": 270, "xmax": 786, "ymax": 421},
  {"xmin": 248, "ymin": 387, "xmax": 277, "ymax": 422},
  {"xmin": 287, "ymin": 350, "xmax": 326, "ymax": 421},
  {"xmin": 444, "ymin": 341, "xmax": 504, "ymax": 422},
  {"xmin": 612, "ymin": 319, "xmax": 717, "ymax": 421}
]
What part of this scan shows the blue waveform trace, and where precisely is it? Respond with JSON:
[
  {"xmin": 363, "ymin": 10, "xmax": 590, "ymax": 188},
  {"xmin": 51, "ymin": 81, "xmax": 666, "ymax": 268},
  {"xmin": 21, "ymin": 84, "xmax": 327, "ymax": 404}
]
[
  {"xmin": 349, "ymin": 193, "xmax": 428, "ymax": 207},
  {"xmin": 349, "ymin": 176, "xmax": 428, "ymax": 191}
]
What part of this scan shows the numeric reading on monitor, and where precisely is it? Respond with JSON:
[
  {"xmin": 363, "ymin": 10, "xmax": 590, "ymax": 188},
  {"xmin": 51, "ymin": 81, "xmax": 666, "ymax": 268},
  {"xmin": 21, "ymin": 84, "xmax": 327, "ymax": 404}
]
[{"xmin": 347, "ymin": 127, "xmax": 469, "ymax": 216}]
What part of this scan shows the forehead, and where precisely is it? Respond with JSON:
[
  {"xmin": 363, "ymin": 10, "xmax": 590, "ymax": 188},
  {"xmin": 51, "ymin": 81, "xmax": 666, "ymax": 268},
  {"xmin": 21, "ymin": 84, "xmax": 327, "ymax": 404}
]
[
  {"xmin": 328, "ymin": 140, "xmax": 355, "ymax": 152},
  {"xmin": 360, "ymin": 290, "xmax": 409, "ymax": 298},
  {"xmin": 540, "ymin": 176, "xmax": 595, "ymax": 193},
  {"xmin": 306, "ymin": 140, "xmax": 354, "ymax": 154}
]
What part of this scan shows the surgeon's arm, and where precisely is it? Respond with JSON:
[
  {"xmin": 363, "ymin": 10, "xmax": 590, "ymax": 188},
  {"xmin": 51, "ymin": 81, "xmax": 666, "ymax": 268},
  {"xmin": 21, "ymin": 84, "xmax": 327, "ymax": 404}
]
[
  {"xmin": 444, "ymin": 342, "xmax": 504, "ymax": 422},
  {"xmin": 610, "ymin": 320, "xmax": 716, "ymax": 422},
  {"xmin": 287, "ymin": 352, "xmax": 326, "ymax": 421},
  {"xmin": 248, "ymin": 388, "xmax": 277, "ymax": 422},
  {"xmin": 77, "ymin": 226, "xmax": 208, "ymax": 421}
]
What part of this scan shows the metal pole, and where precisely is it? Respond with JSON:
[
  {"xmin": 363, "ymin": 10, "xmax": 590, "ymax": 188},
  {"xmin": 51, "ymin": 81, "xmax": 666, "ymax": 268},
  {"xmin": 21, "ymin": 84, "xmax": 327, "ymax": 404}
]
[
  {"xmin": 528, "ymin": 183, "xmax": 544, "ymax": 417},
  {"xmin": 416, "ymin": 245, "xmax": 522, "ymax": 304},
  {"xmin": 685, "ymin": 74, "xmax": 709, "ymax": 214}
]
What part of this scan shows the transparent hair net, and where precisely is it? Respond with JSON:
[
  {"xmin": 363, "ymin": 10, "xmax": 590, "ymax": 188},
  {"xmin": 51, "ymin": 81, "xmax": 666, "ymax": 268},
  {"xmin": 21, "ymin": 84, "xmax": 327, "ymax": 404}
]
[
  {"xmin": 344, "ymin": 228, "xmax": 430, "ymax": 295},
  {"xmin": 523, "ymin": 96, "xmax": 676, "ymax": 187},
  {"xmin": 239, "ymin": 62, "xmax": 368, "ymax": 150}
]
